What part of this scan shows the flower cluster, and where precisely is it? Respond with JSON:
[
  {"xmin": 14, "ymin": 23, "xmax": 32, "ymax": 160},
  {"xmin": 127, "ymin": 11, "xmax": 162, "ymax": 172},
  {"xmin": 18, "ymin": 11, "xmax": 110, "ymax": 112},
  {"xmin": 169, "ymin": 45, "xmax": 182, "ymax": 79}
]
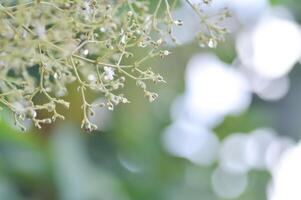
[{"xmin": 0, "ymin": 0, "xmax": 229, "ymax": 132}]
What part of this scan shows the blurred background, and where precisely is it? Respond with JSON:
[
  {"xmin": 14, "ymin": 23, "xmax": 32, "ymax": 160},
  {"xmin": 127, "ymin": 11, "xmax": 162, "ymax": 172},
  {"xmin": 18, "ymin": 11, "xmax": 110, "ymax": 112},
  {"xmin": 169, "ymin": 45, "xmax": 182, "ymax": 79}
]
[{"xmin": 1, "ymin": 0, "xmax": 301, "ymax": 199}]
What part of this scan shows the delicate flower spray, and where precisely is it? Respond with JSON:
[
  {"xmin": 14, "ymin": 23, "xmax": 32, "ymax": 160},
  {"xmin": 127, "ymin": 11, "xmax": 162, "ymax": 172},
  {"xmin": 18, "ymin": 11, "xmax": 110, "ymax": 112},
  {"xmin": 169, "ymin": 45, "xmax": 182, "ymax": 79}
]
[{"xmin": 0, "ymin": 0, "xmax": 229, "ymax": 132}]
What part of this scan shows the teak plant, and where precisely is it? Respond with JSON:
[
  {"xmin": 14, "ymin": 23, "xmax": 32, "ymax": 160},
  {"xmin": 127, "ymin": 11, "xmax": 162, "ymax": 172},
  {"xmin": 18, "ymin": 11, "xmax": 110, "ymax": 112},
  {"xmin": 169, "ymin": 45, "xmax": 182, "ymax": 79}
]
[{"xmin": 0, "ymin": 0, "xmax": 230, "ymax": 132}]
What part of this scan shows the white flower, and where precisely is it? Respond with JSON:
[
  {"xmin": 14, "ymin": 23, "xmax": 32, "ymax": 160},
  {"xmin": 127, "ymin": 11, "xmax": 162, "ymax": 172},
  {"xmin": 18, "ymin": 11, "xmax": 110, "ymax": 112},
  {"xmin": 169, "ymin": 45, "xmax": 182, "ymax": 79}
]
[
  {"xmin": 269, "ymin": 141, "xmax": 301, "ymax": 200},
  {"xmin": 83, "ymin": 49, "xmax": 89, "ymax": 56},
  {"xmin": 104, "ymin": 66, "xmax": 115, "ymax": 81},
  {"xmin": 35, "ymin": 22, "xmax": 46, "ymax": 39},
  {"xmin": 237, "ymin": 14, "xmax": 301, "ymax": 79},
  {"xmin": 162, "ymin": 119, "xmax": 219, "ymax": 166},
  {"xmin": 185, "ymin": 53, "xmax": 252, "ymax": 123},
  {"xmin": 83, "ymin": 1, "xmax": 92, "ymax": 21},
  {"xmin": 87, "ymin": 74, "xmax": 96, "ymax": 82},
  {"xmin": 12, "ymin": 101, "xmax": 26, "ymax": 115}
]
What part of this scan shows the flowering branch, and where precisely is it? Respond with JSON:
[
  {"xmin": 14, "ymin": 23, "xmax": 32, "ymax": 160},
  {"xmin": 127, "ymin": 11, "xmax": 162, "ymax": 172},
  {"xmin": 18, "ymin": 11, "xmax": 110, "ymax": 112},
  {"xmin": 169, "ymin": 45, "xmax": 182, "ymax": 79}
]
[{"xmin": 0, "ymin": 0, "xmax": 229, "ymax": 132}]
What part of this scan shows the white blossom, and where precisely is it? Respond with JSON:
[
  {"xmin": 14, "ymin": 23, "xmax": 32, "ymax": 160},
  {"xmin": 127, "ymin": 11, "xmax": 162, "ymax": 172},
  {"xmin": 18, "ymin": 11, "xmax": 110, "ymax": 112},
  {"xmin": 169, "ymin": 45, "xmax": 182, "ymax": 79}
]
[{"xmin": 104, "ymin": 67, "xmax": 115, "ymax": 81}]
